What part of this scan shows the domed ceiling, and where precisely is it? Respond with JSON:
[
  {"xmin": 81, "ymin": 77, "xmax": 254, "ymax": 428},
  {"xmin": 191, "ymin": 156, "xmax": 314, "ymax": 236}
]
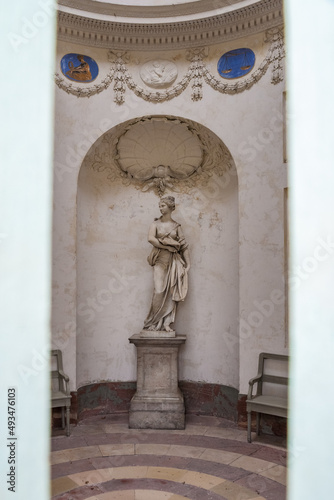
[{"xmin": 58, "ymin": 0, "xmax": 246, "ymax": 20}]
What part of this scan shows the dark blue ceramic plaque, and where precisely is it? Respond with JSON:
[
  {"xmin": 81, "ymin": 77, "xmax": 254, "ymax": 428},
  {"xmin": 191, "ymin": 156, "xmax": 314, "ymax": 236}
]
[
  {"xmin": 60, "ymin": 53, "xmax": 99, "ymax": 83},
  {"xmin": 217, "ymin": 48, "xmax": 255, "ymax": 79}
]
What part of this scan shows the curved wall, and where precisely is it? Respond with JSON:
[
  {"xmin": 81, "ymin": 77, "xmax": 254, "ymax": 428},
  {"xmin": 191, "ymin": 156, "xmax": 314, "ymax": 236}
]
[{"xmin": 52, "ymin": 21, "xmax": 287, "ymax": 423}]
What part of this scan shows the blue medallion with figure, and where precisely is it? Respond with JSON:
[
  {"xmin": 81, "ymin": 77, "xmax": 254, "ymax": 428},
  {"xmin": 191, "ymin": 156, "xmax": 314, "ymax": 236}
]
[
  {"xmin": 60, "ymin": 53, "xmax": 99, "ymax": 83},
  {"xmin": 217, "ymin": 48, "xmax": 255, "ymax": 79}
]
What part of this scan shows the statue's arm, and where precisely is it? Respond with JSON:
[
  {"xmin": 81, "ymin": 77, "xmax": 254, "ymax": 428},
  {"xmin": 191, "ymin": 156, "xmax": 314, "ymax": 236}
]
[
  {"xmin": 148, "ymin": 222, "xmax": 177, "ymax": 252},
  {"xmin": 183, "ymin": 248, "xmax": 190, "ymax": 272},
  {"xmin": 177, "ymin": 226, "xmax": 190, "ymax": 271}
]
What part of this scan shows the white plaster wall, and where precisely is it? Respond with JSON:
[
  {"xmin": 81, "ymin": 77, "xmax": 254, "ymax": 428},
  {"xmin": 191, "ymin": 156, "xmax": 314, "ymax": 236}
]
[{"xmin": 52, "ymin": 31, "xmax": 287, "ymax": 394}]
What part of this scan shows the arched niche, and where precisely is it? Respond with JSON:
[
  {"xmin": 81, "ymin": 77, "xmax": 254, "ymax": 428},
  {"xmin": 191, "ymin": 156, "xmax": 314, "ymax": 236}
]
[{"xmin": 76, "ymin": 115, "xmax": 239, "ymax": 397}]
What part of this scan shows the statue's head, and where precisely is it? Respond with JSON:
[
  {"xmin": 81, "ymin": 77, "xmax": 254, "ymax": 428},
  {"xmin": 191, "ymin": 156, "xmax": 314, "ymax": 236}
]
[{"xmin": 160, "ymin": 196, "xmax": 175, "ymax": 211}]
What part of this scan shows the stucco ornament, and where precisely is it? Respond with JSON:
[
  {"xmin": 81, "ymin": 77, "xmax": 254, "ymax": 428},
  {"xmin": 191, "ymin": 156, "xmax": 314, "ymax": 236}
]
[
  {"xmin": 140, "ymin": 60, "xmax": 178, "ymax": 88},
  {"xmin": 55, "ymin": 29, "xmax": 284, "ymax": 99},
  {"xmin": 115, "ymin": 118, "xmax": 203, "ymax": 195},
  {"xmin": 143, "ymin": 196, "xmax": 190, "ymax": 334},
  {"xmin": 90, "ymin": 116, "xmax": 235, "ymax": 196}
]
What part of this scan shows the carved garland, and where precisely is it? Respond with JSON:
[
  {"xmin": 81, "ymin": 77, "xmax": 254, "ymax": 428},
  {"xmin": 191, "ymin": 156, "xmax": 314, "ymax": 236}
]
[
  {"xmin": 54, "ymin": 28, "xmax": 284, "ymax": 101},
  {"xmin": 54, "ymin": 65, "xmax": 115, "ymax": 98},
  {"xmin": 203, "ymin": 28, "xmax": 285, "ymax": 94}
]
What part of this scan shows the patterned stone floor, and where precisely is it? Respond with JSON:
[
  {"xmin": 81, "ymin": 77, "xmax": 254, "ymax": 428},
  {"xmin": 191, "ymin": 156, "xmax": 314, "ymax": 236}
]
[{"xmin": 51, "ymin": 414, "xmax": 287, "ymax": 500}]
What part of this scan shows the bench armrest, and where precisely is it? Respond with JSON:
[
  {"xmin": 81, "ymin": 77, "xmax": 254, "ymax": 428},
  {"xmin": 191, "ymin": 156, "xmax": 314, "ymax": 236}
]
[
  {"xmin": 247, "ymin": 374, "xmax": 262, "ymax": 399},
  {"xmin": 58, "ymin": 370, "xmax": 70, "ymax": 383}
]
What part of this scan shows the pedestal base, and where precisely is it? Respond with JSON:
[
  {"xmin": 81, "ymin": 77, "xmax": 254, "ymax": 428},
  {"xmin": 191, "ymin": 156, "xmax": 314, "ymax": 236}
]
[
  {"xmin": 128, "ymin": 333, "xmax": 186, "ymax": 429},
  {"xmin": 129, "ymin": 390, "xmax": 185, "ymax": 429}
]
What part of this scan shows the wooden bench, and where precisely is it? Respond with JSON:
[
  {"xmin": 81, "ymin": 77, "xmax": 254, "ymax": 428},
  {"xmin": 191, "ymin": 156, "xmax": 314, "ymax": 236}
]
[
  {"xmin": 246, "ymin": 352, "xmax": 288, "ymax": 443},
  {"xmin": 51, "ymin": 349, "xmax": 71, "ymax": 436}
]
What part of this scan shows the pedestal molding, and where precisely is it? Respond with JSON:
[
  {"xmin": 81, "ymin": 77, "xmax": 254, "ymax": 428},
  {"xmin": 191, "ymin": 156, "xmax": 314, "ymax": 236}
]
[{"xmin": 129, "ymin": 333, "xmax": 187, "ymax": 346}]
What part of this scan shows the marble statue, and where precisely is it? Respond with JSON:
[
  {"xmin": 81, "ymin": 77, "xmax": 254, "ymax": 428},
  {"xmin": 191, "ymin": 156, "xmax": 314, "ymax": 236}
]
[{"xmin": 143, "ymin": 196, "xmax": 190, "ymax": 332}]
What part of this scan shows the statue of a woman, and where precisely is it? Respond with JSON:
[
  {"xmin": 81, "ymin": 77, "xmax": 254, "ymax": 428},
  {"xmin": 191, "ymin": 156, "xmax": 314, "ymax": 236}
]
[{"xmin": 143, "ymin": 196, "xmax": 190, "ymax": 332}]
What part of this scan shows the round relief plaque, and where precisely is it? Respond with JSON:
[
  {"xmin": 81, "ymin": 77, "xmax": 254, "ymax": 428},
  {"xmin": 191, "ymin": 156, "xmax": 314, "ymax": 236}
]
[
  {"xmin": 60, "ymin": 53, "xmax": 99, "ymax": 83},
  {"xmin": 140, "ymin": 60, "xmax": 178, "ymax": 89},
  {"xmin": 217, "ymin": 48, "xmax": 255, "ymax": 79}
]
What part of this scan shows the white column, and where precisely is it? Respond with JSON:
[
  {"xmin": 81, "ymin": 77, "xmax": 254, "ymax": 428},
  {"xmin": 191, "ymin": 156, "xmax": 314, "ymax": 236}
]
[
  {"xmin": 285, "ymin": 1, "xmax": 334, "ymax": 498},
  {"xmin": 0, "ymin": 1, "xmax": 56, "ymax": 498}
]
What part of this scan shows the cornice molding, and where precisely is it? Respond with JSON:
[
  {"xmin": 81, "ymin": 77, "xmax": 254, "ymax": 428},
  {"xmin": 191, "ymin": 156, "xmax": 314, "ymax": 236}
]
[{"xmin": 57, "ymin": 0, "xmax": 283, "ymax": 51}]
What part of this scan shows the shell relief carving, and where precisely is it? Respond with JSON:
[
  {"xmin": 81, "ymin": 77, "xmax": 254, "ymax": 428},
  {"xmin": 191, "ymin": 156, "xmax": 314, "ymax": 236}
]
[
  {"xmin": 115, "ymin": 118, "xmax": 203, "ymax": 195},
  {"xmin": 90, "ymin": 117, "xmax": 234, "ymax": 197}
]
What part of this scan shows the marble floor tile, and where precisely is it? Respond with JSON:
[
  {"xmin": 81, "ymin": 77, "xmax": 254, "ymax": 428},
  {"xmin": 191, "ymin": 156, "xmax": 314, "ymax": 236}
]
[
  {"xmin": 204, "ymin": 427, "xmax": 246, "ymax": 441},
  {"xmin": 135, "ymin": 490, "xmax": 187, "ymax": 500},
  {"xmin": 180, "ymin": 470, "xmax": 226, "ymax": 489},
  {"xmin": 250, "ymin": 446, "xmax": 287, "ymax": 466},
  {"xmin": 259, "ymin": 465, "xmax": 287, "ymax": 486},
  {"xmin": 146, "ymin": 466, "xmax": 187, "ymax": 482},
  {"xmin": 168, "ymin": 424, "xmax": 209, "ymax": 436},
  {"xmin": 103, "ymin": 424, "xmax": 131, "ymax": 434},
  {"xmin": 51, "ymin": 450, "xmax": 72, "ymax": 465},
  {"xmin": 111, "ymin": 466, "xmax": 149, "ymax": 480},
  {"xmin": 211, "ymin": 480, "xmax": 266, "ymax": 500},
  {"xmin": 235, "ymin": 472, "xmax": 286, "ymax": 498},
  {"xmin": 51, "ymin": 436, "xmax": 88, "ymax": 451},
  {"xmin": 166, "ymin": 444, "xmax": 205, "ymax": 459},
  {"xmin": 51, "ymin": 476, "xmax": 79, "ymax": 496},
  {"xmin": 199, "ymin": 447, "xmax": 242, "ymax": 465},
  {"xmin": 229, "ymin": 455, "xmax": 276, "ymax": 473},
  {"xmin": 135, "ymin": 443, "xmax": 171, "ymax": 455},
  {"xmin": 71, "ymin": 424, "xmax": 108, "ymax": 436},
  {"xmin": 86, "ymin": 491, "xmax": 136, "ymax": 500},
  {"xmin": 51, "ymin": 415, "xmax": 287, "ymax": 500},
  {"xmin": 99, "ymin": 443, "xmax": 135, "ymax": 456},
  {"xmin": 68, "ymin": 467, "xmax": 114, "ymax": 487},
  {"xmin": 63, "ymin": 445, "xmax": 102, "ymax": 462}
]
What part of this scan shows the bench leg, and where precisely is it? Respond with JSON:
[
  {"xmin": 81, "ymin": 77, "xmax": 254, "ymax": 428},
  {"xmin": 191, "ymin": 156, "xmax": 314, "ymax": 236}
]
[
  {"xmin": 66, "ymin": 406, "xmax": 70, "ymax": 437},
  {"xmin": 247, "ymin": 411, "xmax": 252, "ymax": 443},
  {"xmin": 61, "ymin": 407, "xmax": 65, "ymax": 429},
  {"xmin": 256, "ymin": 413, "xmax": 260, "ymax": 436}
]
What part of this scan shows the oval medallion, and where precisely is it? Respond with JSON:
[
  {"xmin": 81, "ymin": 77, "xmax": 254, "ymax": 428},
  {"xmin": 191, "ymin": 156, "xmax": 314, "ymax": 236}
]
[
  {"xmin": 60, "ymin": 54, "xmax": 99, "ymax": 83},
  {"xmin": 140, "ymin": 60, "xmax": 178, "ymax": 89},
  {"xmin": 217, "ymin": 48, "xmax": 255, "ymax": 79}
]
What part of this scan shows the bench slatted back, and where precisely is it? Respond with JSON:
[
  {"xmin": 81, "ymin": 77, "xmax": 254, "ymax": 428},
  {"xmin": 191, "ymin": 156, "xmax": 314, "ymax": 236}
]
[
  {"xmin": 51, "ymin": 349, "xmax": 66, "ymax": 393},
  {"xmin": 257, "ymin": 352, "xmax": 289, "ymax": 396}
]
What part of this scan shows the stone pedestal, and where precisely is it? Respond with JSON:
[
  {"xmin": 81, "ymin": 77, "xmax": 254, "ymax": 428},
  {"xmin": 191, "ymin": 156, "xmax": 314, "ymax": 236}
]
[{"xmin": 128, "ymin": 333, "xmax": 186, "ymax": 429}]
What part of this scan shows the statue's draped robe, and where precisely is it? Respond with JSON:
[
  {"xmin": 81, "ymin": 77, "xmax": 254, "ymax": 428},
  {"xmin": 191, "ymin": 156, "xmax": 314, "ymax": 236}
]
[{"xmin": 144, "ymin": 223, "xmax": 188, "ymax": 331}]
